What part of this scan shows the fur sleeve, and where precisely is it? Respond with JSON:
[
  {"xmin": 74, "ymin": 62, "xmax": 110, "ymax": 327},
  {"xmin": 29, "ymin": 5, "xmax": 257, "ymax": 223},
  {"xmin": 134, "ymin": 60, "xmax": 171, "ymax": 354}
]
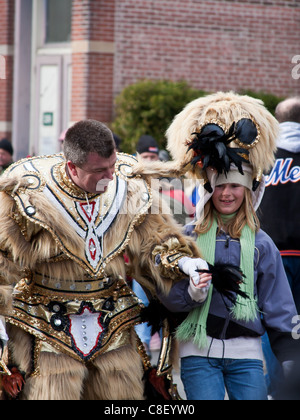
[
  {"xmin": 0, "ymin": 193, "xmax": 28, "ymax": 314},
  {"xmin": 126, "ymin": 191, "xmax": 201, "ymax": 296}
]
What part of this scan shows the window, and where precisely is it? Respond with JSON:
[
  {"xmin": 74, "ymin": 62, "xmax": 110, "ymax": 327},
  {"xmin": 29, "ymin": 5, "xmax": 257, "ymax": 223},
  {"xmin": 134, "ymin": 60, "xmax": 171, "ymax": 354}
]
[{"xmin": 45, "ymin": 0, "xmax": 72, "ymax": 44}]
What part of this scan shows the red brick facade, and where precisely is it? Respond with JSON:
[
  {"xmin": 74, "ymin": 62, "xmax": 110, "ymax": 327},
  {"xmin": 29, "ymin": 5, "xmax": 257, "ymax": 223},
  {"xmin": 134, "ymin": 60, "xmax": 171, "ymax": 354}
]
[
  {"xmin": 71, "ymin": 0, "xmax": 116, "ymax": 123},
  {"xmin": 0, "ymin": 0, "xmax": 14, "ymax": 140},
  {"xmin": 0, "ymin": 0, "xmax": 299, "ymax": 144},
  {"xmin": 113, "ymin": 0, "xmax": 300, "ymax": 99}
]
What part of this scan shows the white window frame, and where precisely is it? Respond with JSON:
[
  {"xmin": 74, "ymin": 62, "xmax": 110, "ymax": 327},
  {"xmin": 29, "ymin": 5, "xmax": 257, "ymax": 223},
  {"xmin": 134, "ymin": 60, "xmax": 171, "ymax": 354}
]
[{"xmin": 29, "ymin": 0, "xmax": 72, "ymax": 156}]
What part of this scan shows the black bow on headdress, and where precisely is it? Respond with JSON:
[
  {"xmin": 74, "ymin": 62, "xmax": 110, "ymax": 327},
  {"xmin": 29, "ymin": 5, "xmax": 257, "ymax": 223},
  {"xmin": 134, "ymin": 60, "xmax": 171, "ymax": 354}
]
[{"xmin": 187, "ymin": 118, "xmax": 258, "ymax": 178}]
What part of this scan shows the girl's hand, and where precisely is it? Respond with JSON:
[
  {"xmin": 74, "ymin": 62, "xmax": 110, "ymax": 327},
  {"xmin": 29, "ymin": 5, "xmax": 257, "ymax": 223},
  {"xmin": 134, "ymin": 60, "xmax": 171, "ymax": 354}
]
[{"xmin": 191, "ymin": 272, "xmax": 212, "ymax": 289}]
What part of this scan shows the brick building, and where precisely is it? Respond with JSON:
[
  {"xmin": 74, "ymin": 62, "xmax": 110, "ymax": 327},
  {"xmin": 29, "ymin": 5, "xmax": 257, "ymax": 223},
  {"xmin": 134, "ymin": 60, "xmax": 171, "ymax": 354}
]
[{"xmin": 0, "ymin": 0, "xmax": 299, "ymax": 160}]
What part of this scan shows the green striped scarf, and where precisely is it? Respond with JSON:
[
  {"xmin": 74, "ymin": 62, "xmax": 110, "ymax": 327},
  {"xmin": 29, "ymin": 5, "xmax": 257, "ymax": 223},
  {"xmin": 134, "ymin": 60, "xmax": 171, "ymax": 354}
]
[{"xmin": 176, "ymin": 214, "xmax": 258, "ymax": 349}]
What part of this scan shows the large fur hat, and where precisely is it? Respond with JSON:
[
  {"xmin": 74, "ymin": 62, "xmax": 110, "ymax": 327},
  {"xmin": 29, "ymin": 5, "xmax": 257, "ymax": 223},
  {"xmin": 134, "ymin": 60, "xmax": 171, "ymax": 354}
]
[
  {"xmin": 132, "ymin": 92, "xmax": 279, "ymax": 213},
  {"xmin": 166, "ymin": 91, "xmax": 279, "ymax": 191}
]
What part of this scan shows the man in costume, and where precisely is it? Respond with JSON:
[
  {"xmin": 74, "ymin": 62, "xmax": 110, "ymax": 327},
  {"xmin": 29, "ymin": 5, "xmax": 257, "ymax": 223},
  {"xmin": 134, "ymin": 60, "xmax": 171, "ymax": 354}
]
[{"xmin": 0, "ymin": 119, "xmax": 209, "ymax": 400}]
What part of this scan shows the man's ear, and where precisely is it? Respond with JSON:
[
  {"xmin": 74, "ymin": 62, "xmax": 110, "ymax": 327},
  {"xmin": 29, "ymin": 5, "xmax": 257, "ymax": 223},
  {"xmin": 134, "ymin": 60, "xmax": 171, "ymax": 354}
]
[{"xmin": 67, "ymin": 161, "xmax": 78, "ymax": 177}]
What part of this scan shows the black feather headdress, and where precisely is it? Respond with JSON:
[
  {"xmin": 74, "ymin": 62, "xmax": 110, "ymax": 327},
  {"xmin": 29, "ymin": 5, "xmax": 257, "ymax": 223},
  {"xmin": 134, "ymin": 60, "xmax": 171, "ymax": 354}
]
[{"xmin": 187, "ymin": 118, "xmax": 259, "ymax": 178}]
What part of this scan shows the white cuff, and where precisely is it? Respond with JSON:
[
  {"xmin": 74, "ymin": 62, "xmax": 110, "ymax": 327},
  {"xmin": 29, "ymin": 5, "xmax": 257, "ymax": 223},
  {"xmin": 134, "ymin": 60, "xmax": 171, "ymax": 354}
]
[{"xmin": 188, "ymin": 282, "xmax": 210, "ymax": 303}]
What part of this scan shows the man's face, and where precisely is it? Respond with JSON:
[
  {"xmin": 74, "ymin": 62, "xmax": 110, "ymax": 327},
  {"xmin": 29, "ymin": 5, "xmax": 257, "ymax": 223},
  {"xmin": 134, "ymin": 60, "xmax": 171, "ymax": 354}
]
[
  {"xmin": 67, "ymin": 151, "xmax": 117, "ymax": 194},
  {"xmin": 0, "ymin": 149, "xmax": 12, "ymax": 167},
  {"xmin": 140, "ymin": 152, "xmax": 159, "ymax": 162}
]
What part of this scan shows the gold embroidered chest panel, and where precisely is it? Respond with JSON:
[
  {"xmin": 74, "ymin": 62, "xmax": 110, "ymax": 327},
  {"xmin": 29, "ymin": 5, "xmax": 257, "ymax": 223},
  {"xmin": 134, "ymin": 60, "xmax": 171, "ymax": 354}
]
[{"xmin": 6, "ymin": 153, "xmax": 152, "ymax": 278}]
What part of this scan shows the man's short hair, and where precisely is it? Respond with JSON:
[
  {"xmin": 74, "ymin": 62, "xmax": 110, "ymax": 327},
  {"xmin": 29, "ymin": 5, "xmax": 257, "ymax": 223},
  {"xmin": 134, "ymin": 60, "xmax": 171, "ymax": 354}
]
[{"xmin": 63, "ymin": 120, "xmax": 116, "ymax": 166}]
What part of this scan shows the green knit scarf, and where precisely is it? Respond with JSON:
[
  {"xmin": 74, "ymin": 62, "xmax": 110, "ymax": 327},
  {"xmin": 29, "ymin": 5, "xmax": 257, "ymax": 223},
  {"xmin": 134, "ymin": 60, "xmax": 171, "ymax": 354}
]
[{"xmin": 176, "ymin": 213, "xmax": 259, "ymax": 349}]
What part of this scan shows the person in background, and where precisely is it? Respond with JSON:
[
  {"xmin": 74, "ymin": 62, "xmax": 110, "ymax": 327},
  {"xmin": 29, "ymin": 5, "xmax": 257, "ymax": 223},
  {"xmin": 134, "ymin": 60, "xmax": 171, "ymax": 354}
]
[
  {"xmin": 136, "ymin": 134, "xmax": 195, "ymax": 225},
  {"xmin": 0, "ymin": 138, "xmax": 14, "ymax": 175},
  {"xmin": 260, "ymin": 97, "xmax": 300, "ymax": 312},
  {"xmin": 158, "ymin": 149, "xmax": 170, "ymax": 162},
  {"xmin": 259, "ymin": 97, "xmax": 300, "ymax": 399},
  {"xmin": 58, "ymin": 129, "xmax": 68, "ymax": 151},
  {"xmin": 136, "ymin": 134, "xmax": 160, "ymax": 161}
]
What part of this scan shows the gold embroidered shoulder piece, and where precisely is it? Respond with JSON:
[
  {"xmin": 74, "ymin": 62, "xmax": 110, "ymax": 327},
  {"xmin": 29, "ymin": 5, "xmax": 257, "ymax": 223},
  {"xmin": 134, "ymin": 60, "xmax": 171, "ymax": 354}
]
[{"xmin": 4, "ymin": 153, "xmax": 152, "ymax": 278}]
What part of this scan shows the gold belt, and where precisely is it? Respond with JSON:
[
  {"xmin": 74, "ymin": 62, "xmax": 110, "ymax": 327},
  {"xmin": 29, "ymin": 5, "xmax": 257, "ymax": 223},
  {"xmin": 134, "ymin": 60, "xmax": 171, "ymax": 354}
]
[
  {"xmin": 7, "ymin": 277, "xmax": 143, "ymax": 367},
  {"xmin": 15, "ymin": 272, "xmax": 115, "ymax": 299}
]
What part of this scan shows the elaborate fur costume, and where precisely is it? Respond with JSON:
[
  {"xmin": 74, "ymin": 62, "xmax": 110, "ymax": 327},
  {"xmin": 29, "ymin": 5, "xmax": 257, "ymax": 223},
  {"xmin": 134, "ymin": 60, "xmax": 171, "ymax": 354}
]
[{"xmin": 0, "ymin": 152, "xmax": 199, "ymax": 400}]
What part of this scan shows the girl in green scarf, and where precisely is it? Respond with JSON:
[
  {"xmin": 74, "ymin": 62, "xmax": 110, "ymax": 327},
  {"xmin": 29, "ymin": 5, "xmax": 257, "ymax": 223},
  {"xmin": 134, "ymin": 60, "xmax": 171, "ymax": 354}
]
[
  {"xmin": 158, "ymin": 167, "xmax": 298, "ymax": 400},
  {"xmin": 157, "ymin": 92, "xmax": 298, "ymax": 400}
]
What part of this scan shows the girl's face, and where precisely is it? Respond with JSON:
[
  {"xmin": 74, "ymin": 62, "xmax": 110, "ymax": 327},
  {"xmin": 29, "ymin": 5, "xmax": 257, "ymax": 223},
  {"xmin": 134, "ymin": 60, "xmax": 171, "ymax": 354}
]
[{"xmin": 212, "ymin": 183, "xmax": 246, "ymax": 214}]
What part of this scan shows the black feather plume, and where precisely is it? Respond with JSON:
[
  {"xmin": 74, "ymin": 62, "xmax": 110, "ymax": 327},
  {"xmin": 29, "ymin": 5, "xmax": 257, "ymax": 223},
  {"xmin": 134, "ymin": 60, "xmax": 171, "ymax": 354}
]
[
  {"xmin": 197, "ymin": 263, "xmax": 249, "ymax": 304},
  {"xmin": 140, "ymin": 299, "xmax": 167, "ymax": 335},
  {"xmin": 140, "ymin": 299, "xmax": 186, "ymax": 335},
  {"xmin": 188, "ymin": 122, "xmax": 249, "ymax": 175}
]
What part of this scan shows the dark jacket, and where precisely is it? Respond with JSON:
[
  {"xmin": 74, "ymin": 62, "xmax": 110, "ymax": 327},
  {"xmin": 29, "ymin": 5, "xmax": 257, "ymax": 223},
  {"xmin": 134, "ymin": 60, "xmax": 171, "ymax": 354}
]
[{"xmin": 260, "ymin": 122, "xmax": 300, "ymax": 255}]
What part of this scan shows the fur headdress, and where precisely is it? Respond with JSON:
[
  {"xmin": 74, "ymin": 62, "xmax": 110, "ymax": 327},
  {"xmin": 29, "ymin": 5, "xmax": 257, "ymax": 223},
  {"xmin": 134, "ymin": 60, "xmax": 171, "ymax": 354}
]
[
  {"xmin": 166, "ymin": 91, "xmax": 279, "ymax": 192},
  {"xmin": 132, "ymin": 91, "xmax": 279, "ymax": 212}
]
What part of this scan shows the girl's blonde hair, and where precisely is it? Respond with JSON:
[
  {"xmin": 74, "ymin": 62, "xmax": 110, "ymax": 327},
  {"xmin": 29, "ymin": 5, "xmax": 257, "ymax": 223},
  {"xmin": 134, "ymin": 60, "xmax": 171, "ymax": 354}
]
[{"xmin": 195, "ymin": 188, "xmax": 260, "ymax": 238}]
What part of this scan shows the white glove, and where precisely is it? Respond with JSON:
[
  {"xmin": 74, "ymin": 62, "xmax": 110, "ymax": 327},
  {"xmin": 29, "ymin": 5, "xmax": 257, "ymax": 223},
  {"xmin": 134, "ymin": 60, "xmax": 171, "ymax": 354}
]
[
  {"xmin": 178, "ymin": 256, "xmax": 209, "ymax": 284},
  {"xmin": 0, "ymin": 316, "xmax": 9, "ymax": 348},
  {"xmin": 178, "ymin": 257, "xmax": 211, "ymax": 302}
]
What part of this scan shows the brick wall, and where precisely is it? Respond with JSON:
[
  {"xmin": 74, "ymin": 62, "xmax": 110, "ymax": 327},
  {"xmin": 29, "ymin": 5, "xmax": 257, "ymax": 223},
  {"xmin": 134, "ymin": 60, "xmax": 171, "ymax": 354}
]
[
  {"xmin": 71, "ymin": 0, "xmax": 115, "ymax": 123},
  {"xmin": 0, "ymin": 0, "xmax": 14, "ymax": 140},
  {"xmin": 113, "ymin": 0, "xmax": 300, "ymax": 98}
]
